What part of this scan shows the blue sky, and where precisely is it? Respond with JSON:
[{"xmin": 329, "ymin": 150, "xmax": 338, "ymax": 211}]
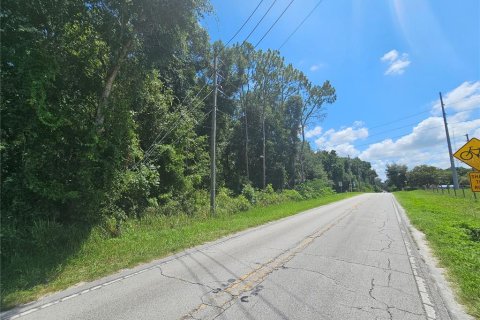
[{"xmin": 202, "ymin": 0, "xmax": 480, "ymax": 179}]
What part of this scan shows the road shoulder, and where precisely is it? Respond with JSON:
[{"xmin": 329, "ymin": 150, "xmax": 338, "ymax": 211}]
[{"xmin": 392, "ymin": 194, "xmax": 474, "ymax": 320}]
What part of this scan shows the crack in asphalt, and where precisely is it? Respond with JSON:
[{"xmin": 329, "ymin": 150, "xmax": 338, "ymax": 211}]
[
  {"xmin": 379, "ymin": 231, "xmax": 394, "ymax": 253},
  {"xmin": 157, "ymin": 266, "xmax": 215, "ymax": 291},
  {"xmin": 367, "ymin": 276, "xmax": 424, "ymax": 319},
  {"xmin": 366, "ymin": 249, "xmax": 407, "ymax": 257},
  {"xmin": 345, "ymin": 303, "xmax": 423, "ymax": 320},
  {"xmin": 285, "ymin": 265, "xmax": 421, "ymax": 318},
  {"xmin": 369, "ymin": 278, "xmax": 376, "ymax": 300},
  {"xmin": 296, "ymin": 252, "xmax": 411, "ymax": 276},
  {"xmin": 282, "ymin": 266, "xmax": 358, "ymax": 294},
  {"xmin": 341, "ymin": 304, "xmax": 382, "ymax": 319}
]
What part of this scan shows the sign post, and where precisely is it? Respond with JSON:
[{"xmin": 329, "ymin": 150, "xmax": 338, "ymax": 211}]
[{"xmin": 453, "ymin": 137, "xmax": 480, "ymax": 193}]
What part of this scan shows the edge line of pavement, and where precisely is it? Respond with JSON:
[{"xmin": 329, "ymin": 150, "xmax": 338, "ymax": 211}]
[{"xmin": 391, "ymin": 194, "xmax": 474, "ymax": 320}]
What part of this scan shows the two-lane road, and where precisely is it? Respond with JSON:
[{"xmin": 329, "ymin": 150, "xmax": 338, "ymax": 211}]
[{"xmin": 3, "ymin": 194, "xmax": 454, "ymax": 319}]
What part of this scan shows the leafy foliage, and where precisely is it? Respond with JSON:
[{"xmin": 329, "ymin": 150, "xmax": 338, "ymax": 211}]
[{"xmin": 386, "ymin": 163, "xmax": 408, "ymax": 191}]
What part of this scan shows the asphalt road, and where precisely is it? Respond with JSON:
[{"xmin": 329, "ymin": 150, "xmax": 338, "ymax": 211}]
[{"xmin": 3, "ymin": 193, "xmax": 455, "ymax": 320}]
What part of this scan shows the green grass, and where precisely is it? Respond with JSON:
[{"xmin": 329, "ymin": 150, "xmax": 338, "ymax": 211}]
[
  {"xmin": 1, "ymin": 192, "xmax": 360, "ymax": 309},
  {"xmin": 394, "ymin": 190, "xmax": 480, "ymax": 318}
]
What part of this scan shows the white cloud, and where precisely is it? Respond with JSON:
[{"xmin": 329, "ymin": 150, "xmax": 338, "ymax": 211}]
[
  {"xmin": 309, "ymin": 64, "xmax": 324, "ymax": 72},
  {"xmin": 431, "ymin": 81, "xmax": 480, "ymax": 113},
  {"xmin": 314, "ymin": 122, "xmax": 369, "ymax": 157},
  {"xmin": 305, "ymin": 126, "xmax": 323, "ymax": 138},
  {"xmin": 329, "ymin": 127, "xmax": 369, "ymax": 145},
  {"xmin": 381, "ymin": 50, "xmax": 399, "ymax": 63},
  {"xmin": 353, "ymin": 120, "xmax": 365, "ymax": 127},
  {"xmin": 381, "ymin": 49, "xmax": 411, "ymax": 75}
]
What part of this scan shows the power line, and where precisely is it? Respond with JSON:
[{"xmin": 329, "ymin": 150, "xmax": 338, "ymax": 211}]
[
  {"xmin": 213, "ymin": 0, "xmax": 295, "ymax": 102},
  {"xmin": 444, "ymin": 97, "xmax": 480, "ymax": 107},
  {"xmin": 278, "ymin": 0, "xmax": 324, "ymax": 50},
  {"xmin": 354, "ymin": 119, "xmax": 475, "ymax": 148},
  {"xmin": 140, "ymin": 109, "xmax": 215, "ymax": 168},
  {"xmin": 365, "ymin": 102, "xmax": 478, "ymax": 131},
  {"xmin": 225, "ymin": 0, "xmax": 266, "ymax": 46},
  {"xmin": 242, "ymin": 0, "xmax": 278, "ymax": 46},
  {"xmin": 254, "ymin": 0, "xmax": 295, "ymax": 49},
  {"xmin": 368, "ymin": 120, "xmax": 430, "ymax": 139},
  {"xmin": 132, "ymin": 89, "xmax": 215, "ymax": 169},
  {"xmin": 139, "ymin": 86, "xmax": 213, "ymax": 164},
  {"xmin": 368, "ymin": 109, "xmax": 431, "ymax": 130},
  {"xmin": 445, "ymin": 105, "xmax": 480, "ymax": 114}
]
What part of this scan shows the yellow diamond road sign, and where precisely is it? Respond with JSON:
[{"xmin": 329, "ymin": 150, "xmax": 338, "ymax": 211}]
[
  {"xmin": 453, "ymin": 137, "xmax": 480, "ymax": 171},
  {"xmin": 470, "ymin": 172, "xmax": 480, "ymax": 192}
]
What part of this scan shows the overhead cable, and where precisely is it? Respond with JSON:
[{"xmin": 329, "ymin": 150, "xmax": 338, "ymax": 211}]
[
  {"xmin": 254, "ymin": 0, "xmax": 295, "ymax": 49},
  {"xmin": 225, "ymin": 0, "xmax": 266, "ymax": 46},
  {"xmin": 278, "ymin": 0, "xmax": 324, "ymax": 50}
]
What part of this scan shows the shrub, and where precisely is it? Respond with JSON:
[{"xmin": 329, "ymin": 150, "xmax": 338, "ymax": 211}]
[
  {"xmin": 281, "ymin": 189, "xmax": 304, "ymax": 201},
  {"xmin": 295, "ymin": 178, "xmax": 334, "ymax": 199},
  {"xmin": 241, "ymin": 184, "xmax": 256, "ymax": 205},
  {"xmin": 256, "ymin": 184, "xmax": 284, "ymax": 206},
  {"xmin": 216, "ymin": 188, "xmax": 251, "ymax": 216}
]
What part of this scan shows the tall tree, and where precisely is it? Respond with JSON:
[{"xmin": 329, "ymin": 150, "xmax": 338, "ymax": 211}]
[
  {"xmin": 284, "ymin": 95, "xmax": 303, "ymax": 186},
  {"xmin": 407, "ymin": 165, "xmax": 439, "ymax": 187},
  {"xmin": 299, "ymin": 80, "xmax": 336, "ymax": 182},
  {"xmin": 386, "ymin": 164, "xmax": 408, "ymax": 190}
]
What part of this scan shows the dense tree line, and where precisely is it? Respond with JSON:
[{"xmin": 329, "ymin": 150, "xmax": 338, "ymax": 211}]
[
  {"xmin": 385, "ymin": 164, "xmax": 472, "ymax": 190},
  {"xmin": 1, "ymin": 0, "xmax": 380, "ymax": 259}
]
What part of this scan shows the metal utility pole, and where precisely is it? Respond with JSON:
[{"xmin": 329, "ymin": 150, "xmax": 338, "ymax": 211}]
[
  {"xmin": 465, "ymin": 134, "xmax": 470, "ymax": 142},
  {"xmin": 210, "ymin": 55, "xmax": 218, "ymax": 215},
  {"xmin": 439, "ymin": 92, "xmax": 459, "ymax": 189}
]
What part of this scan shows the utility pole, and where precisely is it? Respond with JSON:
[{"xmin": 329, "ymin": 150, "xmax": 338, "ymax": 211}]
[
  {"xmin": 210, "ymin": 54, "xmax": 218, "ymax": 215},
  {"xmin": 262, "ymin": 115, "xmax": 266, "ymax": 189},
  {"xmin": 244, "ymin": 99, "xmax": 250, "ymax": 181},
  {"xmin": 261, "ymin": 98, "xmax": 266, "ymax": 189},
  {"xmin": 465, "ymin": 134, "xmax": 470, "ymax": 142},
  {"xmin": 439, "ymin": 92, "xmax": 459, "ymax": 189}
]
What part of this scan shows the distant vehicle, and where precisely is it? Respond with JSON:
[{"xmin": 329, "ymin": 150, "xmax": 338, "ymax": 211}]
[{"xmin": 438, "ymin": 185, "xmax": 454, "ymax": 189}]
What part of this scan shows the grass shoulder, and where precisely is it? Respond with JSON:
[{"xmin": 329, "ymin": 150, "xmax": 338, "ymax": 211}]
[
  {"xmin": 1, "ymin": 192, "xmax": 361, "ymax": 309},
  {"xmin": 394, "ymin": 190, "xmax": 480, "ymax": 318}
]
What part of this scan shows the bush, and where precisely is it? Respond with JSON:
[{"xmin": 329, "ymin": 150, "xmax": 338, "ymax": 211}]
[
  {"xmin": 256, "ymin": 184, "xmax": 284, "ymax": 206},
  {"xmin": 241, "ymin": 184, "xmax": 256, "ymax": 205},
  {"xmin": 104, "ymin": 165, "xmax": 159, "ymax": 219},
  {"xmin": 295, "ymin": 178, "xmax": 334, "ymax": 199},
  {"xmin": 216, "ymin": 188, "xmax": 251, "ymax": 216},
  {"xmin": 281, "ymin": 189, "xmax": 304, "ymax": 201}
]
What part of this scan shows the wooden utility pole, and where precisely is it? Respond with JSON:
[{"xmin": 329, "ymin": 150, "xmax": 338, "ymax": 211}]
[
  {"xmin": 262, "ymin": 108, "xmax": 266, "ymax": 189},
  {"xmin": 210, "ymin": 55, "xmax": 218, "ymax": 215},
  {"xmin": 245, "ymin": 110, "xmax": 250, "ymax": 180},
  {"xmin": 439, "ymin": 92, "xmax": 459, "ymax": 189},
  {"xmin": 243, "ymin": 95, "xmax": 250, "ymax": 181}
]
